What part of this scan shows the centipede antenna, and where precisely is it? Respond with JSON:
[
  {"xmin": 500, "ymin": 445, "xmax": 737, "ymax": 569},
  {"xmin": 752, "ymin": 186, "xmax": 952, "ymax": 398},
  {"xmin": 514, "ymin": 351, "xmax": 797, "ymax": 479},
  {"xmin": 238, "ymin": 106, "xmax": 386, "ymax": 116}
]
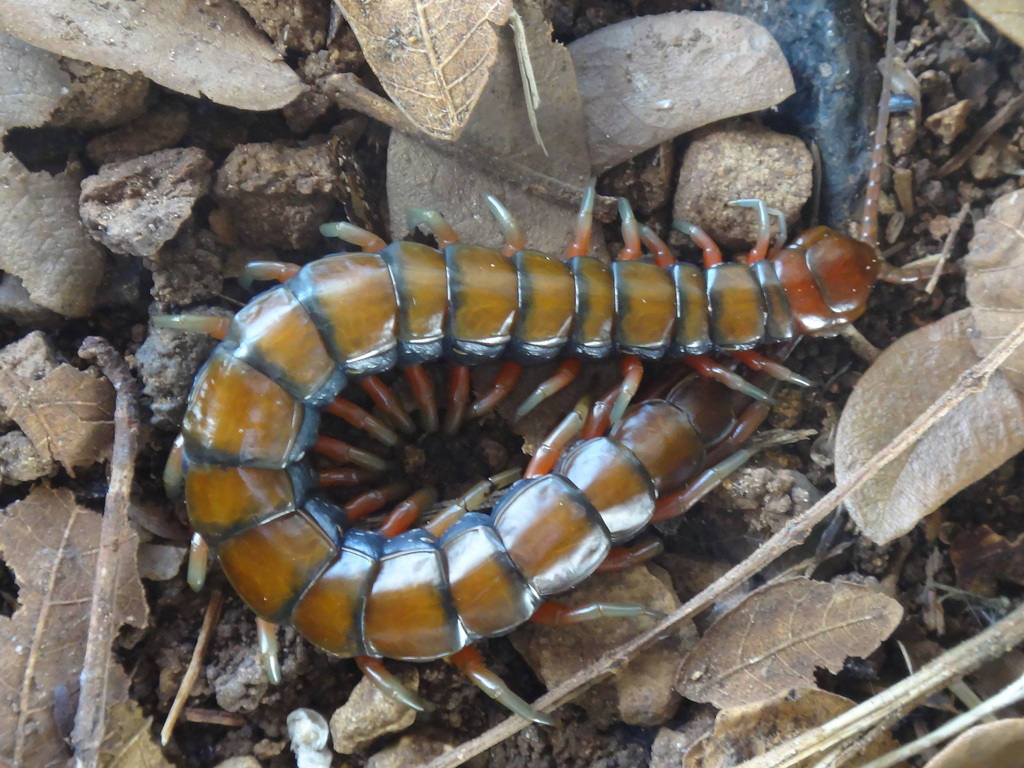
[
  {"xmin": 859, "ymin": 0, "xmax": 898, "ymax": 247},
  {"xmin": 256, "ymin": 619, "xmax": 282, "ymax": 685},
  {"xmin": 617, "ymin": 197, "xmax": 643, "ymax": 261},
  {"xmin": 319, "ymin": 221, "xmax": 388, "ymax": 253},
  {"xmin": 449, "ymin": 646, "xmax": 556, "ymax": 726},
  {"xmin": 728, "ymin": 198, "xmax": 771, "ymax": 262},
  {"xmin": 673, "ymin": 220, "xmax": 723, "ymax": 268},
  {"xmin": 357, "ymin": 656, "xmax": 435, "ymax": 713},
  {"xmin": 407, "ymin": 208, "xmax": 460, "ymax": 248},
  {"xmin": 566, "ymin": 182, "xmax": 595, "ymax": 258},
  {"xmin": 186, "ymin": 533, "xmax": 209, "ymax": 592},
  {"xmin": 483, "ymin": 194, "xmax": 527, "ymax": 255},
  {"xmin": 153, "ymin": 314, "xmax": 230, "ymax": 340}
]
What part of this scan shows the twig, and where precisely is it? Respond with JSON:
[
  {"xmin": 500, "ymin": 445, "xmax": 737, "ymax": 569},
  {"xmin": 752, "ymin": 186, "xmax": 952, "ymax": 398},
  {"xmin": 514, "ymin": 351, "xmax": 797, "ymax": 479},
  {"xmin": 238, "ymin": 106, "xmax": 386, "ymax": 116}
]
[
  {"xmin": 423, "ymin": 315, "xmax": 1024, "ymax": 768},
  {"xmin": 924, "ymin": 200, "xmax": 969, "ymax": 295},
  {"xmin": 161, "ymin": 589, "xmax": 226, "ymax": 745},
  {"xmin": 937, "ymin": 91, "xmax": 1024, "ymax": 177},
  {"xmin": 321, "ymin": 73, "xmax": 619, "ymax": 223},
  {"xmin": 71, "ymin": 339, "xmax": 140, "ymax": 768},
  {"xmin": 735, "ymin": 604, "xmax": 1024, "ymax": 768}
]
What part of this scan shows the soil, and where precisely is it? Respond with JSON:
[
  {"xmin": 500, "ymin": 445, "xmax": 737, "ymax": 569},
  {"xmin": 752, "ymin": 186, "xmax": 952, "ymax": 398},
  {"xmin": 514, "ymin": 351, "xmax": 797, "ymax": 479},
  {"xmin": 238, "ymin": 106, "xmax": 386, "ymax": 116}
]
[{"xmin": 2, "ymin": 0, "xmax": 1023, "ymax": 766}]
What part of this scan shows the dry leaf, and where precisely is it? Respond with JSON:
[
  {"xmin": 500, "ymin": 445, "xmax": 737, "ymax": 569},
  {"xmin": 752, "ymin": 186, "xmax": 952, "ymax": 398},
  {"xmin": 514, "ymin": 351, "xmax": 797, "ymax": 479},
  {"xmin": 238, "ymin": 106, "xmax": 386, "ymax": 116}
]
[
  {"xmin": 0, "ymin": 486, "xmax": 147, "ymax": 768},
  {"xmin": 951, "ymin": 525, "xmax": 1024, "ymax": 595},
  {"xmin": 676, "ymin": 578, "xmax": 902, "ymax": 709},
  {"xmin": 100, "ymin": 701, "xmax": 175, "ymax": 768},
  {"xmin": 0, "ymin": 361, "xmax": 115, "ymax": 473},
  {"xmin": 685, "ymin": 689, "xmax": 902, "ymax": 768},
  {"xmin": 961, "ymin": 0, "xmax": 1024, "ymax": 49},
  {"xmin": 964, "ymin": 188, "xmax": 1024, "ymax": 392},
  {"xmin": 0, "ymin": 0, "xmax": 304, "ymax": 111},
  {"xmin": 386, "ymin": 0, "xmax": 594, "ymax": 256},
  {"xmin": 835, "ymin": 310, "xmax": 1024, "ymax": 544},
  {"xmin": 336, "ymin": 0, "xmax": 512, "ymax": 140},
  {"xmin": 568, "ymin": 11, "xmax": 795, "ymax": 171},
  {"xmin": 921, "ymin": 718, "xmax": 1024, "ymax": 768},
  {"xmin": 0, "ymin": 153, "xmax": 106, "ymax": 317}
]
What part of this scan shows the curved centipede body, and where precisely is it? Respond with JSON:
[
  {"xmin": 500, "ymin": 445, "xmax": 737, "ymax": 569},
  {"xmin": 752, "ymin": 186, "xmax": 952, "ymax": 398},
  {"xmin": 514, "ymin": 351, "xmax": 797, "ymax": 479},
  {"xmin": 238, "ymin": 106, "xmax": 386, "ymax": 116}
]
[{"xmin": 163, "ymin": 0, "xmax": 927, "ymax": 723}]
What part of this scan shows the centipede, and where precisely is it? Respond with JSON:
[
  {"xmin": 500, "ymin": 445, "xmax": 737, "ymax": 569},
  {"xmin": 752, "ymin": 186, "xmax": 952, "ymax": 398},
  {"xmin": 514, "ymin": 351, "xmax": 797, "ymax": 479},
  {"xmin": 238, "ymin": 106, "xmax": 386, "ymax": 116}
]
[{"xmin": 160, "ymin": 0, "xmax": 928, "ymax": 726}]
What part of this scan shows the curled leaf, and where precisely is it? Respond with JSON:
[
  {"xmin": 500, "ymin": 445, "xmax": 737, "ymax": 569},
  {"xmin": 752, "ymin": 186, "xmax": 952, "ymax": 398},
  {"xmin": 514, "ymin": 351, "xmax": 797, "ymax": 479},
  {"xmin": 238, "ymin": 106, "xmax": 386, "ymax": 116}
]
[
  {"xmin": 677, "ymin": 578, "xmax": 902, "ymax": 709},
  {"xmin": 835, "ymin": 310, "xmax": 1024, "ymax": 544},
  {"xmin": 336, "ymin": 0, "xmax": 513, "ymax": 140},
  {"xmin": 0, "ymin": 0, "xmax": 304, "ymax": 111},
  {"xmin": 922, "ymin": 718, "xmax": 1024, "ymax": 768},
  {"xmin": 964, "ymin": 188, "xmax": 1024, "ymax": 392}
]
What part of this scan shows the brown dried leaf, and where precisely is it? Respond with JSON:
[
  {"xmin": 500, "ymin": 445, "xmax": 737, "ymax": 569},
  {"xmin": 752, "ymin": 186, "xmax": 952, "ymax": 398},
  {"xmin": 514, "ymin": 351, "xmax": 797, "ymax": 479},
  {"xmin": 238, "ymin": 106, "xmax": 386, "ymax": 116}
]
[
  {"xmin": 684, "ymin": 689, "xmax": 902, "ymax": 768},
  {"xmin": 568, "ymin": 11, "xmax": 795, "ymax": 171},
  {"xmin": 0, "ymin": 486, "xmax": 147, "ymax": 768},
  {"xmin": 101, "ymin": 701, "xmax": 175, "ymax": 768},
  {"xmin": 951, "ymin": 525, "xmax": 1024, "ymax": 595},
  {"xmin": 386, "ymin": 0, "xmax": 594, "ymax": 256},
  {"xmin": 964, "ymin": 188, "xmax": 1024, "ymax": 392},
  {"xmin": 676, "ymin": 578, "xmax": 902, "ymax": 710},
  {"xmin": 922, "ymin": 718, "xmax": 1024, "ymax": 768},
  {"xmin": 336, "ymin": 0, "xmax": 512, "ymax": 140},
  {"xmin": 835, "ymin": 310, "xmax": 1024, "ymax": 544},
  {"xmin": 961, "ymin": 0, "xmax": 1024, "ymax": 49},
  {"xmin": 0, "ymin": 362, "xmax": 115, "ymax": 473},
  {"xmin": 0, "ymin": 0, "xmax": 304, "ymax": 111},
  {"xmin": 0, "ymin": 153, "xmax": 106, "ymax": 317}
]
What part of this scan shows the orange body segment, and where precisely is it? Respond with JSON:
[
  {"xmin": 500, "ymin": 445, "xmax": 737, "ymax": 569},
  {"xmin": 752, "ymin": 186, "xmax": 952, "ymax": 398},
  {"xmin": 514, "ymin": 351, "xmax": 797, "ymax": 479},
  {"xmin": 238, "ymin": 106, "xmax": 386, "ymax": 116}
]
[
  {"xmin": 217, "ymin": 509, "xmax": 337, "ymax": 623},
  {"xmin": 182, "ymin": 349, "xmax": 306, "ymax": 466},
  {"xmin": 446, "ymin": 244, "xmax": 519, "ymax": 357},
  {"xmin": 512, "ymin": 250, "xmax": 575, "ymax": 354},
  {"xmin": 612, "ymin": 260, "xmax": 676, "ymax": 356},
  {"xmin": 609, "ymin": 400, "xmax": 705, "ymax": 492},
  {"xmin": 569, "ymin": 256, "xmax": 614, "ymax": 356},
  {"xmin": 705, "ymin": 263, "xmax": 767, "ymax": 350},
  {"xmin": 379, "ymin": 241, "xmax": 448, "ymax": 357},
  {"xmin": 184, "ymin": 464, "xmax": 303, "ymax": 544}
]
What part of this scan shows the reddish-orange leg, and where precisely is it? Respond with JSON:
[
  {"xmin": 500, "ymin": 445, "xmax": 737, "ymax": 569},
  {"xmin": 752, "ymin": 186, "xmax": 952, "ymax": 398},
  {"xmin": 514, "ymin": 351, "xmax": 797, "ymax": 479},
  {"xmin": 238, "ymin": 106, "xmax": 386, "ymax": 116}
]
[
  {"xmin": 683, "ymin": 355, "xmax": 772, "ymax": 403},
  {"xmin": 470, "ymin": 361, "xmax": 524, "ymax": 419},
  {"xmin": 356, "ymin": 656, "xmax": 434, "ymax": 713},
  {"xmin": 523, "ymin": 398, "xmax": 589, "ymax": 478},
  {"xmin": 325, "ymin": 398, "xmax": 401, "ymax": 448},
  {"xmin": 443, "ymin": 364, "xmax": 471, "ymax": 435},
  {"xmin": 360, "ymin": 376, "xmax": 415, "ymax": 434},
  {"xmin": 449, "ymin": 646, "xmax": 556, "ymax": 725},
  {"xmin": 404, "ymin": 365, "xmax": 439, "ymax": 434}
]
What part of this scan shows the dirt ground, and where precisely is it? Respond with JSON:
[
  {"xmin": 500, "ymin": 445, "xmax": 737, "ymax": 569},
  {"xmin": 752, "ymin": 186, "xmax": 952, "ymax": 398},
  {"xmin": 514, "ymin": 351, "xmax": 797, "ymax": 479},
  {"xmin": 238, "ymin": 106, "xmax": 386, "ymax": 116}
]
[{"xmin": 2, "ymin": 0, "xmax": 1024, "ymax": 766}]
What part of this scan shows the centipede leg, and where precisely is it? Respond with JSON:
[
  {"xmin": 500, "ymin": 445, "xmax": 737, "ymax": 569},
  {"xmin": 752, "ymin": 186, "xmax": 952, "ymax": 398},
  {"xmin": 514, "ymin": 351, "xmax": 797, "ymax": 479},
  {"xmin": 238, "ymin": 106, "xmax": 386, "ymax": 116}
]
[
  {"xmin": 483, "ymin": 194, "xmax": 527, "ymax": 257},
  {"xmin": 380, "ymin": 488, "xmax": 437, "ymax": 538},
  {"xmin": 595, "ymin": 537, "xmax": 665, "ymax": 573},
  {"xmin": 673, "ymin": 220, "xmax": 724, "ymax": 268},
  {"xmin": 425, "ymin": 468, "xmax": 520, "ymax": 537},
  {"xmin": 514, "ymin": 359, "xmax": 582, "ymax": 421},
  {"xmin": 325, "ymin": 398, "xmax": 401, "ymax": 447},
  {"xmin": 407, "ymin": 208, "xmax": 460, "ymax": 248},
  {"xmin": 238, "ymin": 261, "xmax": 301, "ymax": 290},
  {"xmin": 531, "ymin": 600, "xmax": 664, "ymax": 625},
  {"xmin": 359, "ymin": 376, "xmax": 416, "ymax": 434},
  {"xmin": 317, "ymin": 466, "xmax": 380, "ymax": 487},
  {"xmin": 639, "ymin": 225, "xmax": 676, "ymax": 268},
  {"xmin": 404, "ymin": 365, "xmax": 439, "ymax": 433},
  {"xmin": 357, "ymin": 656, "xmax": 435, "ymax": 713},
  {"xmin": 186, "ymin": 532, "xmax": 209, "ymax": 592},
  {"xmin": 163, "ymin": 434, "xmax": 185, "ymax": 498},
  {"xmin": 728, "ymin": 198, "xmax": 773, "ymax": 262},
  {"xmin": 565, "ymin": 183, "xmax": 596, "ymax": 258},
  {"xmin": 524, "ymin": 397, "xmax": 589, "ymax": 478},
  {"xmin": 581, "ymin": 386, "xmax": 618, "ymax": 439},
  {"xmin": 153, "ymin": 314, "xmax": 230, "ymax": 340},
  {"xmin": 610, "ymin": 355, "xmax": 644, "ymax": 424},
  {"xmin": 345, "ymin": 482, "xmax": 407, "ymax": 522},
  {"xmin": 319, "ymin": 221, "xmax": 388, "ymax": 252},
  {"xmin": 732, "ymin": 350, "xmax": 814, "ymax": 388},
  {"xmin": 683, "ymin": 355, "xmax": 771, "ymax": 403},
  {"xmin": 256, "ymin": 618, "xmax": 282, "ymax": 684},
  {"xmin": 470, "ymin": 361, "xmax": 523, "ymax": 418},
  {"xmin": 314, "ymin": 435, "xmax": 391, "ymax": 473},
  {"xmin": 443, "ymin": 364, "xmax": 471, "ymax": 435},
  {"xmin": 617, "ymin": 198, "xmax": 644, "ymax": 261},
  {"xmin": 449, "ymin": 646, "xmax": 556, "ymax": 725}
]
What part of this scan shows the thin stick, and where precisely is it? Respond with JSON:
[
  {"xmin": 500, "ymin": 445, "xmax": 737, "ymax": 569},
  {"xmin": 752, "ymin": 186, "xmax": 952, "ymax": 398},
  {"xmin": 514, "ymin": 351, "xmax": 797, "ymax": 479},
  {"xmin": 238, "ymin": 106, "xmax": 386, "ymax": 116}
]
[
  {"xmin": 937, "ymin": 90, "xmax": 1024, "ymax": 177},
  {"xmin": 71, "ymin": 339, "xmax": 140, "ymax": 768},
  {"xmin": 924, "ymin": 200, "xmax": 969, "ymax": 295},
  {"xmin": 423, "ymin": 316, "xmax": 1024, "ymax": 768},
  {"xmin": 161, "ymin": 589, "xmax": 226, "ymax": 745}
]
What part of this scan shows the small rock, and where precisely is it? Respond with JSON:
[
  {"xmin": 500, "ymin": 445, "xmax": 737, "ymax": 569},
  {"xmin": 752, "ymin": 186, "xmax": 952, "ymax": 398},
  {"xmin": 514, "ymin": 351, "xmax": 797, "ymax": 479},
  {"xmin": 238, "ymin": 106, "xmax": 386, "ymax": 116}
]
[
  {"xmin": 213, "ymin": 758, "xmax": 262, "ymax": 768},
  {"xmin": 235, "ymin": 0, "xmax": 329, "ymax": 52},
  {"xmin": 673, "ymin": 122, "xmax": 812, "ymax": 250},
  {"xmin": 287, "ymin": 708, "xmax": 332, "ymax": 768},
  {"xmin": 649, "ymin": 727, "xmax": 688, "ymax": 768},
  {"xmin": 0, "ymin": 331, "xmax": 57, "ymax": 381},
  {"xmin": 925, "ymin": 99, "xmax": 971, "ymax": 145},
  {"xmin": 0, "ymin": 275, "xmax": 62, "ymax": 328},
  {"xmin": 137, "ymin": 543, "xmax": 187, "ymax": 581},
  {"xmin": 329, "ymin": 668, "xmax": 419, "ymax": 754},
  {"xmin": 888, "ymin": 113, "xmax": 918, "ymax": 158},
  {"xmin": 366, "ymin": 734, "xmax": 454, "ymax": 768},
  {"xmin": 86, "ymin": 101, "xmax": 191, "ymax": 165},
  {"xmin": 149, "ymin": 229, "xmax": 225, "ymax": 305},
  {"xmin": 0, "ymin": 430, "xmax": 55, "ymax": 485},
  {"xmin": 214, "ymin": 139, "xmax": 348, "ymax": 250},
  {"xmin": 511, "ymin": 566, "xmax": 685, "ymax": 727},
  {"xmin": 80, "ymin": 147, "xmax": 213, "ymax": 257},
  {"xmin": 47, "ymin": 60, "xmax": 150, "ymax": 131},
  {"xmin": 135, "ymin": 320, "xmax": 222, "ymax": 430}
]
